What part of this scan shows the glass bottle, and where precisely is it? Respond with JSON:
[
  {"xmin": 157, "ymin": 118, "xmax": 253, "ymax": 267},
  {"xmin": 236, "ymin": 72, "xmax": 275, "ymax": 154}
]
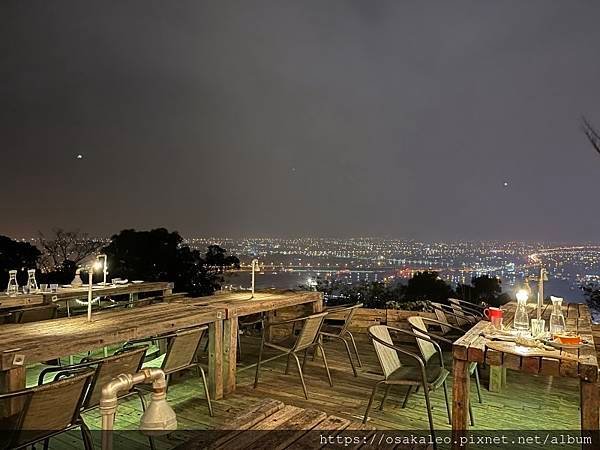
[
  {"xmin": 549, "ymin": 296, "xmax": 566, "ymax": 335},
  {"xmin": 26, "ymin": 269, "xmax": 38, "ymax": 292},
  {"xmin": 6, "ymin": 270, "xmax": 19, "ymax": 296},
  {"xmin": 513, "ymin": 295, "xmax": 530, "ymax": 331}
]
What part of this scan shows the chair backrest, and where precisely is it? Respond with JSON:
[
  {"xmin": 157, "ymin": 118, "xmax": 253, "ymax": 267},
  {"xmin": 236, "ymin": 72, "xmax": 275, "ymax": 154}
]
[
  {"xmin": 368, "ymin": 325, "xmax": 401, "ymax": 379},
  {"xmin": 163, "ymin": 326, "xmax": 206, "ymax": 373},
  {"xmin": 294, "ymin": 312, "xmax": 328, "ymax": 351},
  {"xmin": 407, "ymin": 317, "xmax": 437, "ymax": 364},
  {"xmin": 13, "ymin": 305, "xmax": 58, "ymax": 324},
  {"xmin": 432, "ymin": 306, "xmax": 452, "ymax": 335},
  {"xmin": 84, "ymin": 347, "xmax": 147, "ymax": 409},
  {"xmin": 324, "ymin": 303, "xmax": 362, "ymax": 336},
  {"xmin": 0, "ymin": 371, "xmax": 93, "ymax": 449},
  {"xmin": 449, "ymin": 298, "xmax": 482, "ymax": 318}
]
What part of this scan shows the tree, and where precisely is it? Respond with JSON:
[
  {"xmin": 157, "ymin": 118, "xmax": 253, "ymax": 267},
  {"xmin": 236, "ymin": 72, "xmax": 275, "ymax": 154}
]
[
  {"xmin": 0, "ymin": 235, "xmax": 41, "ymax": 287},
  {"xmin": 103, "ymin": 228, "xmax": 237, "ymax": 296},
  {"xmin": 38, "ymin": 228, "xmax": 103, "ymax": 270},
  {"xmin": 404, "ymin": 271, "xmax": 453, "ymax": 302},
  {"xmin": 205, "ymin": 245, "xmax": 240, "ymax": 272}
]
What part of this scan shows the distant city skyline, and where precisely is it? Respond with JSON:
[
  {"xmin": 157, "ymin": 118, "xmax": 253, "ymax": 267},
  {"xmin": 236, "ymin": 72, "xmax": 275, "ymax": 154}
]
[{"xmin": 2, "ymin": 1, "xmax": 600, "ymax": 240}]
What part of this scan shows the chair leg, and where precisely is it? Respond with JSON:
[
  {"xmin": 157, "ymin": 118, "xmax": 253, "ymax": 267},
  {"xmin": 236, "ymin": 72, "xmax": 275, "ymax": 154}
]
[
  {"xmin": 198, "ymin": 366, "xmax": 214, "ymax": 417},
  {"xmin": 347, "ymin": 331, "xmax": 362, "ymax": 367},
  {"xmin": 43, "ymin": 438, "xmax": 50, "ymax": 450},
  {"xmin": 285, "ymin": 353, "xmax": 292, "ymax": 375},
  {"xmin": 80, "ymin": 421, "xmax": 94, "ymax": 450},
  {"xmin": 442, "ymin": 380, "xmax": 451, "ymax": 425},
  {"xmin": 363, "ymin": 381, "xmax": 383, "ymax": 424},
  {"xmin": 422, "ymin": 386, "xmax": 437, "ymax": 450},
  {"xmin": 337, "ymin": 336, "xmax": 358, "ymax": 377},
  {"xmin": 302, "ymin": 348, "xmax": 309, "ymax": 371},
  {"xmin": 379, "ymin": 385, "xmax": 391, "ymax": 411},
  {"xmin": 469, "ymin": 399, "xmax": 475, "ymax": 426},
  {"xmin": 137, "ymin": 389, "xmax": 147, "ymax": 412},
  {"xmin": 237, "ymin": 329, "xmax": 242, "ymax": 359},
  {"xmin": 291, "ymin": 352, "xmax": 309, "ymax": 399},
  {"xmin": 254, "ymin": 332, "xmax": 265, "ymax": 389},
  {"xmin": 317, "ymin": 343, "xmax": 333, "ymax": 387},
  {"xmin": 401, "ymin": 385, "xmax": 413, "ymax": 408},
  {"xmin": 474, "ymin": 365, "xmax": 483, "ymax": 403}
]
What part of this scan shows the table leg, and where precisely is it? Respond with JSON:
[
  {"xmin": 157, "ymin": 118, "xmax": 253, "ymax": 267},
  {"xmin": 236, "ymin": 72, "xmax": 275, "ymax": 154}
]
[
  {"xmin": 208, "ymin": 319, "xmax": 224, "ymax": 400},
  {"xmin": 0, "ymin": 367, "xmax": 26, "ymax": 417},
  {"xmin": 312, "ymin": 297, "xmax": 323, "ymax": 313},
  {"xmin": 452, "ymin": 358, "xmax": 470, "ymax": 450},
  {"xmin": 489, "ymin": 366, "xmax": 506, "ymax": 392},
  {"xmin": 580, "ymin": 380, "xmax": 599, "ymax": 449},
  {"xmin": 223, "ymin": 316, "xmax": 238, "ymax": 395}
]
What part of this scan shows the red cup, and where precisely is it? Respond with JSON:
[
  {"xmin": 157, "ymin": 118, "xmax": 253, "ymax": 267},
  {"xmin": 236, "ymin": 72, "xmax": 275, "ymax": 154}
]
[{"xmin": 484, "ymin": 307, "xmax": 503, "ymax": 321}]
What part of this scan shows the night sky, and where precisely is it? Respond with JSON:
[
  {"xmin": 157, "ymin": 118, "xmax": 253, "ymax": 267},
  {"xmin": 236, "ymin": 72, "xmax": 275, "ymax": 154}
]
[{"xmin": 2, "ymin": 1, "xmax": 600, "ymax": 241}]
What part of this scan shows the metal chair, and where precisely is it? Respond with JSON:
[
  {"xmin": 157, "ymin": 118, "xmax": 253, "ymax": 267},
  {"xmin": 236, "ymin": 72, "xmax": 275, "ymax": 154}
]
[
  {"xmin": 363, "ymin": 325, "xmax": 451, "ymax": 447},
  {"xmin": 320, "ymin": 303, "xmax": 363, "ymax": 376},
  {"xmin": 430, "ymin": 302, "xmax": 478, "ymax": 329},
  {"xmin": 254, "ymin": 312, "xmax": 332, "ymax": 399},
  {"xmin": 0, "ymin": 370, "xmax": 94, "ymax": 450},
  {"xmin": 407, "ymin": 316, "xmax": 483, "ymax": 404},
  {"xmin": 38, "ymin": 347, "xmax": 149, "ymax": 410},
  {"xmin": 449, "ymin": 297, "xmax": 486, "ymax": 313},
  {"xmin": 448, "ymin": 298, "xmax": 484, "ymax": 320},
  {"xmin": 9, "ymin": 304, "xmax": 58, "ymax": 324},
  {"xmin": 123, "ymin": 326, "xmax": 213, "ymax": 416}
]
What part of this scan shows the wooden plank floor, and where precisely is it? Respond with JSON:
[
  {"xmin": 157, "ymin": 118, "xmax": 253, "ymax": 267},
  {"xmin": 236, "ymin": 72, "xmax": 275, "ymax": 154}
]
[{"xmin": 24, "ymin": 333, "xmax": 582, "ymax": 449}]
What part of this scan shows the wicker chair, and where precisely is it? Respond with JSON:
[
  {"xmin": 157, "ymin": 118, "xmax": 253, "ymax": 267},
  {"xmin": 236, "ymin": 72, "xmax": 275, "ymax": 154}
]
[
  {"xmin": 408, "ymin": 316, "xmax": 482, "ymax": 404},
  {"xmin": 0, "ymin": 371, "xmax": 94, "ymax": 450},
  {"xmin": 448, "ymin": 298, "xmax": 484, "ymax": 320},
  {"xmin": 9, "ymin": 304, "xmax": 58, "ymax": 324},
  {"xmin": 363, "ymin": 325, "xmax": 453, "ymax": 448},
  {"xmin": 123, "ymin": 326, "xmax": 213, "ymax": 416},
  {"xmin": 38, "ymin": 347, "xmax": 148, "ymax": 410},
  {"xmin": 320, "ymin": 303, "xmax": 363, "ymax": 376},
  {"xmin": 254, "ymin": 312, "xmax": 332, "ymax": 399},
  {"xmin": 430, "ymin": 302, "xmax": 478, "ymax": 329}
]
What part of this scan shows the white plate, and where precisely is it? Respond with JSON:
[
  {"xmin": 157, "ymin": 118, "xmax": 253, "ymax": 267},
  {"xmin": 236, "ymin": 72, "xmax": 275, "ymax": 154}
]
[
  {"xmin": 61, "ymin": 284, "xmax": 73, "ymax": 288},
  {"xmin": 131, "ymin": 280, "xmax": 144, "ymax": 284}
]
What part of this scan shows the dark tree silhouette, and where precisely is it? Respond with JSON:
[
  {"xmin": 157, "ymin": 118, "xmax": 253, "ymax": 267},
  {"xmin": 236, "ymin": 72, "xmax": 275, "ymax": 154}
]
[
  {"xmin": 205, "ymin": 245, "xmax": 240, "ymax": 272},
  {"xmin": 103, "ymin": 228, "xmax": 237, "ymax": 296},
  {"xmin": 0, "ymin": 235, "xmax": 41, "ymax": 287},
  {"xmin": 404, "ymin": 271, "xmax": 452, "ymax": 302}
]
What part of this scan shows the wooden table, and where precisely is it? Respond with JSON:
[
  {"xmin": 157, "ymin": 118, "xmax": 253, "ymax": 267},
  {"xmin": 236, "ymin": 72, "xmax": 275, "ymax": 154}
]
[
  {"xmin": 44, "ymin": 281, "xmax": 173, "ymax": 304},
  {"xmin": 0, "ymin": 301, "xmax": 226, "ymax": 404},
  {"xmin": 0, "ymin": 293, "xmax": 44, "ymax": 311},
  {"xmin": 452, "ymin": 301, "xmax": 599, "ymax": 449},
  {"xmin": 179, "ymin": 398, "xmax": 374, "ymax": 450},
  {"xmin": 183, "ymin": 291, "xmax": 323, "ymax": 398}
]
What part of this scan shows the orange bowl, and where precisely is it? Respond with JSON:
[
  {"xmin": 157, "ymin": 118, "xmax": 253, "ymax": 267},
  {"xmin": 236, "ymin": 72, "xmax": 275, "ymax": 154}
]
[{"xmin": 554, "ymin": 334, "xmax": 581, "ymax": 345}]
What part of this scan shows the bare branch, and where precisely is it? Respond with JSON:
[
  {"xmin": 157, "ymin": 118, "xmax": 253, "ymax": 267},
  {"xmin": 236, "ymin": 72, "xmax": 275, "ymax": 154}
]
[{"xmin": 581, "ymin": 116, "xmax": 600, "ymax": 156}]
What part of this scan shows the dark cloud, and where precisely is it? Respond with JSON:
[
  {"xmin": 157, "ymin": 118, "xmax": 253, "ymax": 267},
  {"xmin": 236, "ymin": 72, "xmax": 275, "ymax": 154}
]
[{"xmin": 2, "ymin": 0, "xmax": 600, "ymax": 240}]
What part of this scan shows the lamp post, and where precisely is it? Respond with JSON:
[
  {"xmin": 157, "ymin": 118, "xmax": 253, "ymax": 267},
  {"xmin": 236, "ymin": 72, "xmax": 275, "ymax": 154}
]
[
  {"xmin": 96, "ymin": 254, "xmax": 108, "ymax": 285},
  {"xmin": 251, "ymin": 259, "xmax": 260, "ymax": 298},
  {"xmin": 86, "ymin": 260, "xmax": 103, "ymax": 322}
]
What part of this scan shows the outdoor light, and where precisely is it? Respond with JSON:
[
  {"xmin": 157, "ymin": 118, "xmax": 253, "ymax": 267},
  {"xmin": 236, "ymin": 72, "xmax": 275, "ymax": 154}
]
[
  {"xmin": 96, "ymin": 254, "xmax": 108, "ymax": 285},
  {"xmin": 251, "ymin": 258, "xmax": 260, "ymax": 298},
  {"xmin": 75, "ymin": 255, "xmax": 104, "ymax": 322},
  {"xmin": 515, "ymin": 289, "xmax": 529, "ymax": 303}
]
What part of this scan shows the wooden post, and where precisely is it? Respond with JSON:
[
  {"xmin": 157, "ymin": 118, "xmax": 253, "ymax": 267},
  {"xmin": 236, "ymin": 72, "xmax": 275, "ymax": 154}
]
[
  {"xmin": 580, "ymin": 380, "xmax": 599, "ymax": 449},
  {"xmin": 451, "ymin": 358, "xmax": 470, "ymax": 449},
  {"xmin": 223, "ymin": 315, "xmax": 239, "ymax": 395},
  {"xmin": 208, "ymin": 318, "xmax": 224, "ymax": 400},
  {"xmin": 489, "ymin": 366, "xmax": 506, "ymax": 392},
  {"xmin": 0, "ymin": 366, "xmax": 26, "ymax": 417}
]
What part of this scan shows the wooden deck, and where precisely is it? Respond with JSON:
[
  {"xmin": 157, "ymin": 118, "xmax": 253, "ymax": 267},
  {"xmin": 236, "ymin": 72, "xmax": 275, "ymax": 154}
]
[{"xmin": 24, "ymin": 331, "xmax": 583, "ymax": 449}]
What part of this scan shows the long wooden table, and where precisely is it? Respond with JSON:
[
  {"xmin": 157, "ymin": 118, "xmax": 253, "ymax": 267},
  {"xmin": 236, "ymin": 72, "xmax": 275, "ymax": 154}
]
[
  {"xmin": 182, "ymin": 291, "xmax": 323, "ymax": 398},
  {"xmin": 452, "ymin": 301, "xmax": 599, "ymax": 449},
  {"xmin": 0, "ymin": 301, "xmax": 226, "ymax": 402}
]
